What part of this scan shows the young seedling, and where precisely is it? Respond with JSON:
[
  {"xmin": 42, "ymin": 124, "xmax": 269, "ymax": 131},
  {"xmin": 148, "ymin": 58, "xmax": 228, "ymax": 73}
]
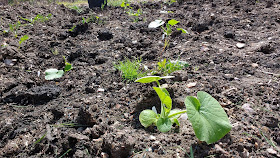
[
  {"xmin": 148, "ymin": 19, "xmax": 187, "ymax": 54},
  {"xmin": 18, "ymin": 34, "xmax": 29, "ymax": 49},
  {"xmin": 21, "ymin": 14, "xmax": 52, "ymax": 25},
  {"xmin": 136, "ymin": 76, "xmax": 232, "ymax": 144},
  {"xmin": 136, "ymin": 76, "xmax": 186, "ymax": 132},
  {"xmin": 114, "ymin": 58, "xmax": 147, "ymax": 82},
  {"xmin": 45, "ymin": 56, "xmax": 72, "ymax": 80},
  {"xmin": 154, "ymin": 58, "xmax": 189, "ymax": 75},
  {"xmin": 9, "ymin": 21, "xmax": 21, "ymax": 37},
  {"xmin": 121, "ymin": 2, "xmax": 143, "ymax": 22}
]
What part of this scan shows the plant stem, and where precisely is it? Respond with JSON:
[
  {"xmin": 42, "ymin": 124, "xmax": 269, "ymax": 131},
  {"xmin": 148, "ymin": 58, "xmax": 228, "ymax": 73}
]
[{"xmin": 168, "ymin": 110, "xmax": 187, "ymax": 118}]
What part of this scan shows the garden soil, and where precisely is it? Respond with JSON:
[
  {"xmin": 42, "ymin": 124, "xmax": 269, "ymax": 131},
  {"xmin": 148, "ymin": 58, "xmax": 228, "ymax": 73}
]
[{"xmin": 0, "ymin": 0, "xmax": 279, "ymax": 157}]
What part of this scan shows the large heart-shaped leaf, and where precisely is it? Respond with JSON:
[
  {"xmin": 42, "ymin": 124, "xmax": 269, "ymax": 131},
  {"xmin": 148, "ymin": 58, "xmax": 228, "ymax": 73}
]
[
  {"xmin": 139, "ymin": 110, "xmax": 158, "ymax": 128},
  {"xmin": 185, "ymin": 91, "xmax": 232, "ymax": 144},
  {"xmin": 45, "ymin": 68, "xmax": 64, "ymax": 80},
  {"xmin": 157, "ymin": 117, "xmax": 172, "ymax": 133}
]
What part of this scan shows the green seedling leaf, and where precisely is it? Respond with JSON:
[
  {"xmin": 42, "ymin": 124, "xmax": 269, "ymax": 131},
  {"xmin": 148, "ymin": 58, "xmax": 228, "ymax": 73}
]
[
  {"xmin": 63, "ymin": 56, "xmax": 72, "ymax": 72},
  {"xmin": 139, "ymin": 110, "xmax": 158, "ymax": 128},
  {"xmin": 135, "ymin": 76, "xmax": 174, "ymax": 83},
  {"xmin": 177, "ymin": 28, "xmax": 187, "ymax": 33},
  {"xmin": 148, "ymin": 19, "xmax": 165, "ymax": 28},
  {"xmin": 45, "ymin": 68, "xmax": 64, "ymax": 80},
  {"xmin": 157, "ymin": 117, "xmax": 172, "ymax": 132},
  {"xmin": 153, "ymin": 87, "xmax": 172, "ymax": 110},
  {"xmin": 185, "ymin": 91, "xmax": 232, "ymax": 144},
  {"xmin": 168, "ymin": 19, "xmax": 179, "ymax": 26},
  {"xmin": 19, "ymin": 35, "xmax": 29, "ymax": 45}
]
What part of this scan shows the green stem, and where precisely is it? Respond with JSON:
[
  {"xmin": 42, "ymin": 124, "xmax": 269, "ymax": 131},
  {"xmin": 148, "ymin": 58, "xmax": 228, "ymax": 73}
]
[
  {"xmin": 160, "ymin": 102, "xmax": 165, "ymax": 118},
  {"xmin": 168, "ymin": 110, "xmax": 187, "ymax": 118}
]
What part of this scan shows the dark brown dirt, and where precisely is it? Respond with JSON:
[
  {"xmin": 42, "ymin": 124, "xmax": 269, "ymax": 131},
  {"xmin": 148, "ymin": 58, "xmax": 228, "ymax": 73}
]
[{"xmin": 0, "ymin": 0, "xmax": 279, "ymax": 157}]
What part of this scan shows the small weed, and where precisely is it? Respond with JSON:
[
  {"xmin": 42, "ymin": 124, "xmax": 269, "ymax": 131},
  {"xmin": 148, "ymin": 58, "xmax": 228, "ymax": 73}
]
[
  {"xmin": 69, "ymin": 25, "xmax": 76, "ymax": 32},
  {"xmin": 52, "ymin": 48, "xmax": 59, "ymax": 55},
  {"xmin": 18, "ymin": 34, "xmax": 29, "ymax": 49},
  {"xmin": 70, "ymin": 5, "xmax": 83, "ymax": 13},
  {"xmin": 114, "ymin": 58, "xmax": 147, "ymax": 82},
  {"xmin": 33, "ymin": 132, "xmax": 47, "ymax": 146},
  {"xmin": 21, "ymin": 14, "xmax": 52, "ymax": 25},
  {"xmin": 9, "ymin": 21, "xmax": 21, "ymax": 37},
  {"xmin": 154, "ymin": 58, "xmax": 189, "ymax": 75},
  {"xmin": 59, "ymin": 148, "xmax": 72, "ymax": 158},
  {"xmin": 51, "ymin": 122, "xmax": 86, "ymax": 128},
  {"xmin": 121, "ymin": 2, "xmax": 143, "ymax": 22}
]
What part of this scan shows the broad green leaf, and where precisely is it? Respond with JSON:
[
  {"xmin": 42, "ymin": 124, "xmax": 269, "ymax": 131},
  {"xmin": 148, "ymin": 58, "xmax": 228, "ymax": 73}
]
[
  {"xmin": 177, "ymin": 28, "xmax": 187, "ymax": 34},
  {"xmin": 45, "ymin": 69, "xmax": 64, "ymax": 80},
  {"xmin": 120, "ymin": 2, "xmax": 125, "ymax": 7},
  {"xmin": 135, "ymin": 76, "xmax": 162, "ymax": 83},
  {"xmin": 168, "ymin": 19, "xmax": 179, "ymax": 26},
  {"xmin": 153, "ymin": 87, "xmax": 172, "ymax": 110},
  {"xmin": 148, "ymin": 19, "xmax": 165, "ymax": 28},
  {"xmin": 64, "ymin": 62, "xmax": 72, "ymax": 72},
  {"xmin": 185, "ymin": 91, "xmax": 232, "ymax": 144},
  {"xmin": 139, "ymin": 110, "xmax": 158, "ymax": 128},
  {"xmin": 19, "ymin": 35, "xmax": 29, "ymax": 45},
  {"xmin": 157, "ymin": 117, "xmax": 172, "ymax": 133}
]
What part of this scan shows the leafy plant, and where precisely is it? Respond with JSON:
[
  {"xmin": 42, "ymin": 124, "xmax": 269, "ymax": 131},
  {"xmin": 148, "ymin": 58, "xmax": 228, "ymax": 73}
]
[
  {"xmin": 121, "ymin": 2, "xmax": 143, "ymax": 22},
  {"xmin": 18, "ymin": 34, "xmax": 29, "ymax": 49},
  {"xmin": 154, "ymin": 58, "xmax": 189, "ymax": 75},
  {"xmin": 45, "ymin": 57, "xmax": 72, "ymax": 80},
  {"xmin": 136, "ymin": 76, "xmax": 186, "ymax": 132},
  {"xmin": 70, "ymin": 5, "xmax": 83, "ymax": 13},
  {"xmin": 21, "ymin": 14, "xmax": 52, "ymax": 25},
  {"xmin": 114, "ymin": 58, "xmax": 147, "ymax": 81},
  {"xmin": 9, "ymin": 21, "xmax": 21, "ymax": 37},
  {"xmin": 69, "ymin": 25, "xmax": 76, "ymax": 32},
  {"xmin": 148, "ymin": 19, "xmax": 187, "ymax": 53},
  {"xmin": 135, "ymin": 76, "xmax": 232, "ymax": 144}
]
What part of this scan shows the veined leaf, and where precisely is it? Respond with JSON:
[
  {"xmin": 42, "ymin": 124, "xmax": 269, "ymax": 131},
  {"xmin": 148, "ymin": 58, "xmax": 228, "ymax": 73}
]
[
  {"xmin": 185, "ymin": 91, "xmax": 232, "ymax": 144},
  {"xmin": 139, "ymin": 110, "xmax": 158, "ymax": 128}
]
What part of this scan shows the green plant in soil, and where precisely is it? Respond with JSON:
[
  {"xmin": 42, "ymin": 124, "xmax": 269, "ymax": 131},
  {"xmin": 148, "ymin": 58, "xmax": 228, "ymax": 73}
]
[
  {"xmin": 153, "ymin": 58, "xmax": 189, "ymax": 75},
  {"xmin": 148, "ymin": 19, "xmax": 187, "ymax": 53},
  {"xmin": 21, "ymin": 14, "xmax": 52, "ymax": 25},
  {"xmin": 121, "ymin": 2, "xmax": 143, "ymax": 22},
  {"xmin": 114, "ymin": 58, "xmax": 147, "ymax": 82},
  {"xmin": 9, "ymin": 21, "xmax": 21, "ymax": 37},
  {"xmin": 18, "ymin": 34, "xmax": 29, "ymax": 49},
  {"xmin": 135, "ymin": 76, "xmax": 232, "ymax": 144},
  {"xmin": 70, "ymin": 5, "xmax": 83, "ymax": 13},
  {"xmin": 45, "ymin": 56, "xmax": 73, "ymax": 80}
]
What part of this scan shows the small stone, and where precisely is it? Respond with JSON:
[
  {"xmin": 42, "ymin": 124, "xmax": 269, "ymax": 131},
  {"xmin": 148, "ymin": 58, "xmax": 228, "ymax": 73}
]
[
  {"xmin": 101, "ymin": 152, "xmax": 109, "ymax": 158},
  {"xmin": 186, "ymin": 82, "xmax": 197, "ymax": 88},
  {"xmin": 115, "ymin": 104, "xmax": 121, "ymax": 109},
  {"xmin": 124, "ymin": 113, "xmax": 129, "ymax": 118},
  {"xmin": 97, "ymin": 88, "xmax": 105, "ymax": 92},
  {"xmin": 251, "ymin": 63, "xmax": 259, "ymax": 68},
  {"xmin": 267, "ymin": 148, "xmax": 277, "ymax": 155},
  {"xmin": 242, "ymin": 103, "xmax": 255, "ymax": 113},
  {"xmin": 224, "ymin": 30, "xmax": 235, "ymax": 39},
  {"xmin": 236, "ymin": 43, "xmax": 246, "ymax": 49},
  {"xmin": 149, "ymin": 135, "xmax": 156, "ymax": 141},
  {"xmin": 68, "ymin": 133, "xmax": 90, "ymax": 140}
]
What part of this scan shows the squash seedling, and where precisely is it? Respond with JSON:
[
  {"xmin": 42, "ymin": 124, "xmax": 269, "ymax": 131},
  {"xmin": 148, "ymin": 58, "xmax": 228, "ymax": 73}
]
[
  {"xmin": 136, "ymin": 76, "xmax": 232, "ymax": 144},
  {"xmin": 136, "ymin": 76, "xmax": 186, "ymax": 132},
  {"xmin": 45, "ymin": 56, "xmax": 72, "ymax": 80}
]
